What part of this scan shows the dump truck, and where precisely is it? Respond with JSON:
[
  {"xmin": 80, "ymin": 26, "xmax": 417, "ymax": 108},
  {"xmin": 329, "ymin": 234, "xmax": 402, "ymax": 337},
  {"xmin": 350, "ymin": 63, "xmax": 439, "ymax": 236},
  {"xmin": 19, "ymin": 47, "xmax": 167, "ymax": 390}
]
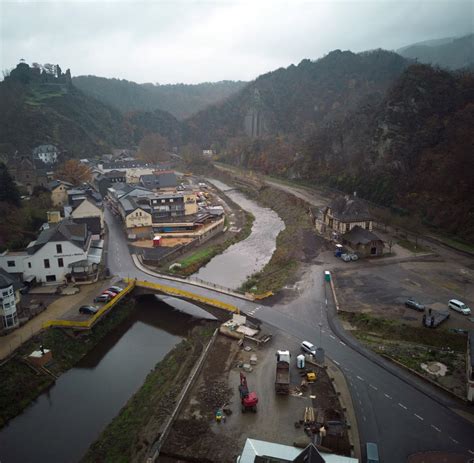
[{"xmin": 275, "ymin": 350, "xmax": 291, "ymax": 394}]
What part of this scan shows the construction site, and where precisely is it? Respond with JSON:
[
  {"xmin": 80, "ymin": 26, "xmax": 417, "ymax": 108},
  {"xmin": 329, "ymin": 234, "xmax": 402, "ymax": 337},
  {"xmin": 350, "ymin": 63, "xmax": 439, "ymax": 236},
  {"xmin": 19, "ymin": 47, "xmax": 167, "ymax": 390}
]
[{"xmin": 159, "ymin": 315, "xmax": 354, "ymax": 462}]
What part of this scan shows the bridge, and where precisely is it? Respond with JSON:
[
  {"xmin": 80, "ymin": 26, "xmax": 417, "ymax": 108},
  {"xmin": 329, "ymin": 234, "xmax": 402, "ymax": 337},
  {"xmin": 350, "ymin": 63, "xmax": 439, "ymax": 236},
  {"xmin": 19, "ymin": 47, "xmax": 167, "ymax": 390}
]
[{"xmin": 43, "ymin": 279, "xmax": 240, "ymax": 330}]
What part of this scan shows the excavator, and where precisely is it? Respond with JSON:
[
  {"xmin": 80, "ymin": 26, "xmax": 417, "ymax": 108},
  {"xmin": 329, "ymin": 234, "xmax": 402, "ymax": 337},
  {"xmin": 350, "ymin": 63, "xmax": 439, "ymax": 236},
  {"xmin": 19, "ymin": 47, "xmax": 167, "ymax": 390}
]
[{"xmin": 239, "ymin": 372, "xmax": 258, "ymax": 413}]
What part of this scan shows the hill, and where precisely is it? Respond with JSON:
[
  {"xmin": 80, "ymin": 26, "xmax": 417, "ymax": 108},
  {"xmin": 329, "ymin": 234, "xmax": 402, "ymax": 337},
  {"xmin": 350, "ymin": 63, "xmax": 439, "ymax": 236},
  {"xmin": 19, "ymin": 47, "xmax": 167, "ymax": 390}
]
[
  {"xmin": 184, "ymin": 49, "xmax": 410, "ymax": 147},
  {"xmin": 397, "ymin": 34, "xmax": 474, "ymax": 70},
  {"xmin": 0, "ymin": 63, "xmax": 181, "ymax": 157},
  {"xmin": 73, "ymin": 76, "xmax": 247, "ymax": 119},
  {"xmin": 219, "ymin": 64, "xmax": 474, "ymax": 241}
]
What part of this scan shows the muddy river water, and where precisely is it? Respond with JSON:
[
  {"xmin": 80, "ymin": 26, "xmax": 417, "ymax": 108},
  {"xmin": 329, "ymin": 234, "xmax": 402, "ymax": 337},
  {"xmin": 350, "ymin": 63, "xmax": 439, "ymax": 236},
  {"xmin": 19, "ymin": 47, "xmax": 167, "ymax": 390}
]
[
  {"xmin": 193, "ymin": 178, "xmax": 285, "ymax": 289},
  {"xmin": 0, "ymin": 182, "xmax": 284, "ymax": 462}
]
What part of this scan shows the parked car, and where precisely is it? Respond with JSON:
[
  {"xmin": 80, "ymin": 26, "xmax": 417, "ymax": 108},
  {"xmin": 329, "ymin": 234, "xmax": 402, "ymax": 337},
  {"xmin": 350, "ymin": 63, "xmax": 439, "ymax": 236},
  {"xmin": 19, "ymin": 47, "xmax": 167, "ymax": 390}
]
[
  {"xmin": 448, "ymin": 299, "xmax": 471, "ymax": 315},
  {"xmin": 366, "ymin": 442, "xmax": 379, "ymax": 463},
  {"xmin": 109, "ymin": 286, "xmax": 123, "ymax": 293},
  {"xmin": 94, "ymin": 294, "xmax": 111, "ymax": 303},
  {"xmin": 102, "ymin": 290, "xmax": 118, "ymax": 298},
  {"xmin": 79, "ymin": 305, "xmax": 98, "ymax": 315},
  {"xmin": 301, "ymin": 340, "xmax": 316, "ymax": 356},
  {"xmin": 405, "ymin": 298, "xmax": 425, "ymax": 312}
]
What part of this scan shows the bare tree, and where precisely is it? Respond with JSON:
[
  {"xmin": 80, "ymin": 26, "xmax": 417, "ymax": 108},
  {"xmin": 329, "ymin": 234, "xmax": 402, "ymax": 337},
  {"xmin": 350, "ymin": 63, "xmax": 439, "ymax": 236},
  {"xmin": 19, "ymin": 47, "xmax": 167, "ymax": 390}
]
[{"xmin": 137, "ymin": 134, "xmax": 169, "ymax": 164}]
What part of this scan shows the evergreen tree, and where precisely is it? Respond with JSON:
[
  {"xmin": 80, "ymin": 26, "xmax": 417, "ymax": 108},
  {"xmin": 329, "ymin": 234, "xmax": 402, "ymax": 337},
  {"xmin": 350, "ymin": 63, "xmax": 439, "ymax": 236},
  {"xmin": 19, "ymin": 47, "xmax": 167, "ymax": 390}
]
[{"xmin": 0, "ymin": 163, "xmax": 21, "ymax": 206}]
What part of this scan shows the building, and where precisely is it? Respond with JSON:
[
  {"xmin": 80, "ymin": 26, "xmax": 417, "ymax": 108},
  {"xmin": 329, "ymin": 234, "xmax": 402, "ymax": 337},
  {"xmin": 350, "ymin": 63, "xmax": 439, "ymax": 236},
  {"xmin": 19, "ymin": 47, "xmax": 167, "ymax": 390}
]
[
  {"xmin": 323, "ymin": 195, "xmax": 374, "ymax": 236},
  {"xmin": 7, "ymin": 155, "xmax": 50, "ymax": 194},
  {"xmin": 95, "ymin": 170, "xmax": 126, "ymax": 197},
  {"xmin": 0, "ymin": 219, "xmax": 95, "ymax": 284},
  {"xmin": 0, "ymin": 269, "xmax": 22, "ymax": 330},
  {"xmin": 70, "ymin": 198, "xmax": 104, "ymax": 235},
  {"xmin": 238, "ymin": 439, "xmax": 357, "ymax": 463},
  {"xmin": 46, "ymin": 179, "xmax": 73, "ymax": 207},
  {"xmin": 32, "ymin": 144, "xmax": 60, "ymax": 164},
  {"xmin": 139, "ymin": 171, "xmax": 178, "ymax": 191},
  {"xmin": 341, "ymin": 225, "xmax": 384, "ymax": 257}
]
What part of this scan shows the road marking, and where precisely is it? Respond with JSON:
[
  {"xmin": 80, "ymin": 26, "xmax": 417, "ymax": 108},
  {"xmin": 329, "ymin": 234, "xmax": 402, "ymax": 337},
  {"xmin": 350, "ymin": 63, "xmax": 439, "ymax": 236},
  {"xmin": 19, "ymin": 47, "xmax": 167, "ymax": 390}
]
[
  {"xmin": 468, "ymin": 450, "xmax": 474, "ymax": 455},
  {"xmin": 333, "ymin": 360, "xmax": 340, "ymax": 366},
  {"xmin": 414, "ymin": 414, "xmax": 424, "ymax": 421},
  {"xmin": 384, "ymin": 393, "xmax": 392, "ymax": 399},
  {"xmin": 339, "ymin": 341, "xmax": 346, "ymax": 346},
  {"xmin": 369, "ymin": 384, "xmax": 378, "ymax": 391},
  {"xmin": 329, "ymin": 335, "xmax": 335, "ymax": 339},
  {"xmin": 362, "ymin": 415, "xmax": 366, "ymax": 422},
  {"xmin": 321, "ymin": 329, "xmax": 325, "ymax": 333},
  {"xmin": 431, "ymin": 425, "xmax": 441, "ymax": 433},
  {"xmin": 398, "ymin": 403, "xmax": 408, "ymax": 410},
  {"xmin": 356, "ymin": 375, "xmax": 364, "ymax": 381},
  {"xmin": 448, "ymin": 436, "xmax": 458, "ymax": 444},
  {"xmin": 358, "ymin": 399, "xmax": 362, "ymax": 405}
]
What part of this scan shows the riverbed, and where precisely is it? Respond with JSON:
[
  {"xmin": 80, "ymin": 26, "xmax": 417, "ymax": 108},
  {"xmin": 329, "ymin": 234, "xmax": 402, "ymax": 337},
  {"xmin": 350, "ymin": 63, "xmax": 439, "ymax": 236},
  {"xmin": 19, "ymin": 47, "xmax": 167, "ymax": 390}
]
[
  {"xmin": 193, "ymin": 178, "xmax": 284, "ymax": 289},
  {"xmin": 0, "ymin": 298, "xmax": 212, "ymax": 463}
]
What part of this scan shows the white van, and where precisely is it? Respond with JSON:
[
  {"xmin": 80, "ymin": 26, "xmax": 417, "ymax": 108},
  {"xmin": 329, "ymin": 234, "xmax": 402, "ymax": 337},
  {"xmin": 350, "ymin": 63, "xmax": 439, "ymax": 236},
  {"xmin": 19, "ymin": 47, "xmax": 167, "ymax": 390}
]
[
  {"xmin": 448, "ymin": 299, "xmax": 471, "ymax": 315},
  {"xmin": 301, "ymin": 341, "xmax": 316, "ymax": 356}
]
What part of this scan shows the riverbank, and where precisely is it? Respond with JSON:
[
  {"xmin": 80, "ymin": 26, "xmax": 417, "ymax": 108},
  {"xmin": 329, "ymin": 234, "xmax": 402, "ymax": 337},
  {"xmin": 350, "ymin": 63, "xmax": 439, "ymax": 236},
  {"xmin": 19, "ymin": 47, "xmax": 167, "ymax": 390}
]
[
  {"xmin": 82, "ymin": 321, "xmax": 219, "ymax": 463},
  {"xmin": 0, "ymin": 296, "xmax": 135, "ymax": 428}
]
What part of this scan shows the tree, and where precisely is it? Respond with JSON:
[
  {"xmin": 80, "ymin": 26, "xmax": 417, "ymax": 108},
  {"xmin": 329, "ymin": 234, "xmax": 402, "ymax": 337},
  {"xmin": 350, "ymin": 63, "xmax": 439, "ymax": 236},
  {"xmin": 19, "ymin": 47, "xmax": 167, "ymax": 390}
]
[
  {"xmin": 0, "ymin": 163, "xmax": 21, "ymax": 206},
  {"xmin": 137, "ymin": 133, "xmax": 169, "ymax": 164},
  {"xmin": 55, "ymin": 159, "xmax": 92, "ymax": 185}
]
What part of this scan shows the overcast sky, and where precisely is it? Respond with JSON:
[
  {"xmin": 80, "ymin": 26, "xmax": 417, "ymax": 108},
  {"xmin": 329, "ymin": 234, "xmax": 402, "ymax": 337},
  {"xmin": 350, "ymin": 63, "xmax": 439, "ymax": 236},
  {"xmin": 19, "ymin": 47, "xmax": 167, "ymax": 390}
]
[{"xmin": 0, "ymin": 0, "xmax": 472, "ymax": 84}]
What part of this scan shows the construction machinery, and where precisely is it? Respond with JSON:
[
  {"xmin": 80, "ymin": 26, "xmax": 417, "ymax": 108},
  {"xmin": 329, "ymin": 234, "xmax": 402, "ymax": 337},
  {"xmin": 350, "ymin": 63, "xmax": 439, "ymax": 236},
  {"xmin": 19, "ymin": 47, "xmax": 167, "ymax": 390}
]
[
  {"xmin": 275, "ymin": 350, "xmax": 291, "ymax": 394},
  {"xmin": 239, "ymin": 372, "xmax": 258, "ymax": 413}
]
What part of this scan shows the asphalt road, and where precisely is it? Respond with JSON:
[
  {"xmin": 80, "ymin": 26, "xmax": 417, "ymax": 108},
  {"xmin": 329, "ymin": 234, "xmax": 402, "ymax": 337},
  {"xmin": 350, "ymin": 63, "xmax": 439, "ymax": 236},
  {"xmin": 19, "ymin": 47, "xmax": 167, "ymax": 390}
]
[{"xmin": 104, "ymin": 206, "xmax": 474, "ymax": 462}]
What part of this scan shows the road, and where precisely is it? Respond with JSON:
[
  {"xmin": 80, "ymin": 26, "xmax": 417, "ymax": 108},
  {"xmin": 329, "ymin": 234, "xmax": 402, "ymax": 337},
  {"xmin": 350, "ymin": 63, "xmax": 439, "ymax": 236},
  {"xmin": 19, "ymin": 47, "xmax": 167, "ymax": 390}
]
[{"xmin": 104, "ymin": 203, "xmax": 474, "ymax": 462}]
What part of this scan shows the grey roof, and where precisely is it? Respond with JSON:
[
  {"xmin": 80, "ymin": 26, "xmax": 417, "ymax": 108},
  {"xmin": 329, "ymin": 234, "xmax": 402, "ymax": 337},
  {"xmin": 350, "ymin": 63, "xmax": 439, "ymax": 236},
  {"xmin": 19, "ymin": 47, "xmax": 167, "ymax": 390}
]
[
  {"xmin": 72, "ymin": 216, "xmax": 101, "ymax": 235},
  {"xmin": 292, "ymin": 444, "xmax": 325, "ymax": 463},
  {"xmin": 104, "ymin": 170, "xmax": 126, "ymax": 178},
  {"xmin": 342, "ymin": 225, "xmax": 383, "ymax": 245},
  {"xmin": 28, "ymin": 219, "xmax": 90, "ymax": 255},
  {"xmin": 46, "ymin": 179, "xmax": 73, "ymax": 191},
  {"xmin": 0, "ymin": 268, "xmax": 22, "ymax": 290},
  {"xmin": 32, "ymin": 144, "xmax": 59, "ymax": 154},
  {"xmin": 328, "ymin": 196, "xmax": 372, "ymax": 222},
  {"xmin": 111, "ymin": 183, "xmax": 152, "ymax": 200},
  {"xmin": 140, "ymin": 172, "xmax": 177, "ymax": 190},
  {"xmin": 119, "ymin": 196, "xmax": 151, "ymax": 214}
]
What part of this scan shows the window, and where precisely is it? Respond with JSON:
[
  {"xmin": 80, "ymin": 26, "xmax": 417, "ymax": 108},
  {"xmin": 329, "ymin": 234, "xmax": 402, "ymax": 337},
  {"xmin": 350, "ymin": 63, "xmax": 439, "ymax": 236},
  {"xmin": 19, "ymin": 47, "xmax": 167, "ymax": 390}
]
[
  {"xmin": 161, "ymin": 199, "xmax": 165, "ymax": 203},
  {"xmin": 345, "ymin": 223, "xmax": 350, "ymax": 232},
  {"xmin": 7, "ymin": 260, "xmax": 15, "ymax": 267},
  {"xmin": 56, "ymin": 244, "xmax": 63, "ymax": 253},
  {"xmin": 28, "ymin": 262, "xmax": 32, "ymax": 268},
  {"xmin": 169, "ymin": 199, "xmax": 174, "ymax": 203},
  {"xmin": 365, "ymin": 221, "xmax": 370, "ymax": 230},
  {"xmin": 58, "ymin": 258, "xmax": 64, "ymax": 268},
  {"xmin": 44, "ymin": 259, "xmax": 50, "ymax": 269},
  {"xmin": 46, "ymin": 275, "xmax": 56, "ymax": 282}
]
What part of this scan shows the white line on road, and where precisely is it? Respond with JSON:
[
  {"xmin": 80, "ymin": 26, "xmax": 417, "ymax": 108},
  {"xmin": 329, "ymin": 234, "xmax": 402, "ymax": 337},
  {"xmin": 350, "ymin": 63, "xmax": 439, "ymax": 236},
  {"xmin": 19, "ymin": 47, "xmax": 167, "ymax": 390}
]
[
  {"xmin": 339, "ymin": 341, "xmax": 346, "ymax": 346},
  {"xmin": 329, "ymin": 334, "xmax": 335, "ymax": 339},
  {"xmin": 369, "ymin": 384, "xmax": 378, "ymax": 391},
  {"xmin": 468, "ymin": 450, "xmax": 474, "ymax": 455},
  {"xmin": 398, "ymin": 403, "xmax": 408, "ymax": 410},
  {"xmin": 333, "ymin": 360, "xmax": 340, "ymax": 366},
  {"xmin": 414, "ymin": 414, "xmax": 424, "ymax": 421},
  {"xmin": 358, "ymin": 399, "xmax": 362, "ymax": 405},
  {"xmin": 356, "ymin": 375, "xmax": 364, "ymax": 381},
  {"xmin": 362, "ymin": 415, "xmax": 366, "ymax": 422},
  {"xmin": 431, "ymin": 425, "xmax": 441, "ymax": 433},
  {"xmin": 384, "ymin": 393, "xmax": 392, "ymax": 399},
  {"xmin": 448, "ymin": 437, "xmax": 458, "ymax": 444}
]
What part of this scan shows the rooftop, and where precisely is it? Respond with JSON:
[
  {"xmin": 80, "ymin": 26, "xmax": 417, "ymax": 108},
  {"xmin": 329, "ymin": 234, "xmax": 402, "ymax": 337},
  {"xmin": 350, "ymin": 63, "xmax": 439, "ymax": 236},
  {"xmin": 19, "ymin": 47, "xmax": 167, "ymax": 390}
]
[
  {"xmin": 342, "ymin": 225, "xmax": 382, "ymax": 245},
  {"xmin": 328, "ymin": 196, "xmax": 372, "ymax": 222}
]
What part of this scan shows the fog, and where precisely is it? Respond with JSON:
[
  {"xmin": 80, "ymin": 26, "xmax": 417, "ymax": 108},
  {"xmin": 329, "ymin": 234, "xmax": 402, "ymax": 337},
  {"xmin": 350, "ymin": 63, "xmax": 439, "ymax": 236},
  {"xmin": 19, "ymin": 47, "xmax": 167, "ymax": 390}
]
[{"xmin": 1, "ymin": 0, "xmax": 472, "ymax": 83}]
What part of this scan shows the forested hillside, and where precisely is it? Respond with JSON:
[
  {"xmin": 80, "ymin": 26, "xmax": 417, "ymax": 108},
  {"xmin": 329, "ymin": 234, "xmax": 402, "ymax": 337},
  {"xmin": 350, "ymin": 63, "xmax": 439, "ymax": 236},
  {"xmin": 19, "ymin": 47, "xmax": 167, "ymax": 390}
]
[
  {"xmin": 218, "ymin": 64, "xmax": 474, "ymax": 241},
  {"xmin": 73, "ymin": 76, "xmax": 247, "ymax": 119},
  {"xmin": 184, "ymin": 49, "xmax": 410, "ymax": 147},
  {"xmin": 0, "ymin": 63, "xmax": 181, "ymax": 156},
  {"xmin": 397, "ymin": 34, "xmax": 474, "ymax": 70}
]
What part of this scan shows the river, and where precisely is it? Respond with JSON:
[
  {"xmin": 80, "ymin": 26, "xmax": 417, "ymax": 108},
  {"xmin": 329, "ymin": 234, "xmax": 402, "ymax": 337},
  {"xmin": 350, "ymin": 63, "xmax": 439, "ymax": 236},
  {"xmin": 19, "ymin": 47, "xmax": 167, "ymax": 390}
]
[
  {"xmin": 193, "ymin": 178, "xmax": 285, "ymax": 289},
  {"xmin": 0, "ymin": 297, "xmax": 214, "ymax": 463}
]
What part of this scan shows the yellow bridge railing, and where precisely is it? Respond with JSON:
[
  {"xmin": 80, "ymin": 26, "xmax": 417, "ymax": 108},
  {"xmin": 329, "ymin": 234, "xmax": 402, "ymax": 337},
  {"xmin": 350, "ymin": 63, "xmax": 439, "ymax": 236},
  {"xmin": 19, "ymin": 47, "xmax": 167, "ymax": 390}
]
[
  {"xmin": 127, "ymin": 278, "xmax": 240, "ymax": 315},
  {"xmin": 43, "ymin": 280, "xmax": 136, "ymax": 330}
]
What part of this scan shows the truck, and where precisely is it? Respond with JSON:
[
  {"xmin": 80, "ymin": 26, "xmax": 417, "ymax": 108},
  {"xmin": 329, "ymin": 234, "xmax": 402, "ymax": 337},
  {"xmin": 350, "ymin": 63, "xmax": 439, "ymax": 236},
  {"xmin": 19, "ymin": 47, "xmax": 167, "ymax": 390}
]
[{"xmin": 275, "ymin": 350, "xmax": 291, "ymax": 394}]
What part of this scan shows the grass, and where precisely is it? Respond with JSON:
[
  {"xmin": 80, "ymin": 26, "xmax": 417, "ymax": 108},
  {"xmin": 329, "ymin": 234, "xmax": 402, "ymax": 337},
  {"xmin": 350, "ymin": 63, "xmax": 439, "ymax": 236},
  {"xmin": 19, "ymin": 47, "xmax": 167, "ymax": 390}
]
[
  {"xmin": 436, "ymin": 235, "xmax": 474, "ymax": 254},
  {"xmin": 397, "ymin": 238, "xmax": 430, "ymax": 254},
  {"xmin": 82, "ymin": 323, "xmax": 216, "ymax": 463},
  {"xmin": 0, "ymin": 297, "xmax": 135, "ymax": 428}
]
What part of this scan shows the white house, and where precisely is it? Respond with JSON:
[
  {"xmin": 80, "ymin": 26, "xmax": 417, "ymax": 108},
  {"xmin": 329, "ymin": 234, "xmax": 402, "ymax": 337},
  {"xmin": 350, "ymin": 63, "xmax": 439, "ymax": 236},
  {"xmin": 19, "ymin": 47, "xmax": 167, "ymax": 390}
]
[
  {"xmin": 0, "ymin": 269, "xmax": 21, "ymax": 330},
  {"xmin": 32, "ymin": 144, "xmax": 60, "ymax": 164},
  {"xmin": 0, "ymin": 220, "xmax": 92, "ymax": 285}
]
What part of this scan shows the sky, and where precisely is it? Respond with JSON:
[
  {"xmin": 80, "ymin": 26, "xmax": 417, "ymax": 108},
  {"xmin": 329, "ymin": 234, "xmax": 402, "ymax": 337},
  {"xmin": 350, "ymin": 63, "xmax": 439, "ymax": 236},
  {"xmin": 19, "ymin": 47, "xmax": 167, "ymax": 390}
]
[{"xmin": 0, "ymin": 0, "xmax": 472, "ymax": 84}]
